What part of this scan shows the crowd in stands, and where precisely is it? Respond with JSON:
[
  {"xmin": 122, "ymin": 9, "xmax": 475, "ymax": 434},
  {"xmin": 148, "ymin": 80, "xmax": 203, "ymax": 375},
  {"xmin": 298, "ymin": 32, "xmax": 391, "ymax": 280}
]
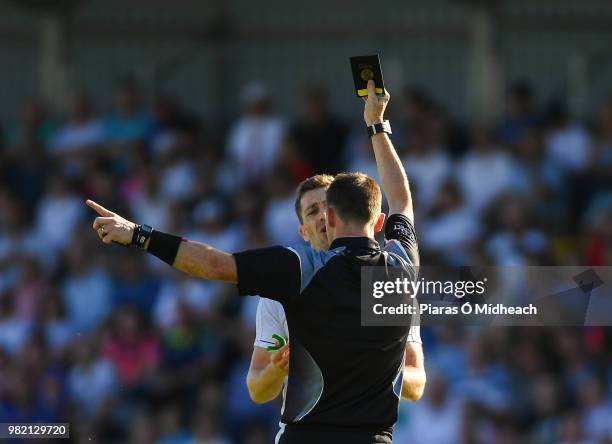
[{"xmin": 0, "ymin": 76, "xmax": 610, "ymax": 443}]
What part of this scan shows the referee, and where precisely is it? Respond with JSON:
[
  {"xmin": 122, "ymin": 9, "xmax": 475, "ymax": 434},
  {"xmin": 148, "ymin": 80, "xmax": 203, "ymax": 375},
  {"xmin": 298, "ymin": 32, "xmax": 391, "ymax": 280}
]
[
  {"xmin": 246, "ymin": 173, "xmax": 425, "ymax": 443},
  {"xmin": 87, "ymin": 80, "xmax": 421, "ymax": 443}
]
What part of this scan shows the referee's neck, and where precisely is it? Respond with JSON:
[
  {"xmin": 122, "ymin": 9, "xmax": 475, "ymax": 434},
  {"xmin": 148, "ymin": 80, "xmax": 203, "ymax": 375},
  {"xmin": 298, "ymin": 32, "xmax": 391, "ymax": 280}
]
[{"xmin": 332, "ymin": 227, "xmax": 373, "ymax": 240}]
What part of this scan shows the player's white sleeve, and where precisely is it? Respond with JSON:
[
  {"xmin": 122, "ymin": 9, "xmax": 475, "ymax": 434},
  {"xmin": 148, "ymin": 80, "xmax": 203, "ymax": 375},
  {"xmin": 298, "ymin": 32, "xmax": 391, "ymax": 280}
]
[{"xmin": 254, "ymin": 297, "xmax": 289, "ymax": 348}]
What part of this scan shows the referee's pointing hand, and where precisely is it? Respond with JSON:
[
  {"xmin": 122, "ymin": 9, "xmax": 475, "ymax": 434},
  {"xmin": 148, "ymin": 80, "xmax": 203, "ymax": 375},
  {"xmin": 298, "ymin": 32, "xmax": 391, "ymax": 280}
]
[{"xmin": 86, "ymin": 199, "xmax": 136, "ymax": 246}]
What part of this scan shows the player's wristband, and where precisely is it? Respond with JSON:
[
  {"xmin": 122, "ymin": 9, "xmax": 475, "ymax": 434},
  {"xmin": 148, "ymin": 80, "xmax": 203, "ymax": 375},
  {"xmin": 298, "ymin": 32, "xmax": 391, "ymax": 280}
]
[
  {"xmin": 367, "ymin": 120, "xmax": 392, "ymax": 138},
  {"xmin": 146, "ymin": 230, "xmax": 183, "ymax": 266}
]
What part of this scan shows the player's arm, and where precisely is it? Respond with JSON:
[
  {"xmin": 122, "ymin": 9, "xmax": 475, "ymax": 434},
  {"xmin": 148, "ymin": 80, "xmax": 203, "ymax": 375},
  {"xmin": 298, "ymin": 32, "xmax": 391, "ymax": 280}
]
[
  {"xmin": 363, "ymin": 80, "xmax": 413, "ymax": 220},
  {"xmin": 402, "ymin": 340, "xmax": 426, "ymax": 401},
  {"xmin": 86, "ymin": 199, "xmax": 303, "ymax": 301},
  {"xmin": 247, "ymin": 344, "xmax": 289, "ymax": 404},
  {"xmin": 86, "ymin": 199, "xmax": 237, "ymax": 283},
  {"xmin": 247, "ymin": 299, "xmax": 290, "ymax": 403}
]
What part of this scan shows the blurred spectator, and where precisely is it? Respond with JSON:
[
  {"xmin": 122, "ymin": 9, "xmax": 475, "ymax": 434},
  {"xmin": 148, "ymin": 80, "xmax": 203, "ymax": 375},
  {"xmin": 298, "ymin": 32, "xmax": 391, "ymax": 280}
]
[
  {"xmin": 104, "ymin": 77, "xmax": 152, "ymax": 145},
  {"xmin": 485, "ymin": 195, "xmax": 550, "ymax": 265},
  {"xmin": 223, "ymin": 82, "xmax": 286, "ymax": 190},
  {"xmin": 529, "ymin": 374, "xmax": 564, "ymax": 443},
  {"xmin": 545, "ymin": 102, "xmax": 592, "ymax": 174},
  {"xmin": 583, "ymin": 204, "xmax": 612, "ymax": 266},
  {"xmin": 156, "ymin": 300, "xmax": 224, "ymax": 399},
  {"xmin": 129, "ymin": 412, "xmax": 158, "ymax": 444},
  {"xmin": 456, "ymin": 125, "xmax": 518, "ymax": 212},
  {"xmin": 83, "ymin": 167, "xmax": 124, "ymax": 215},
  {"xmin": 154, "ymin": 276, "xmax": 224, "ymax": 329},
  {"xmin": 189, "ymin": 198, "xmax": 243, "ymax": 252},
  {"xmin": 102, "ymin": 306, "xmax": 160, "ymax": 388},
  {"xmin": 3, "ymin": 97, "xmax": 58, "ymax": 149},
  {"xmin": 395, "ymin": 375, "xmax": 461, "ymax": 444},
  {"xmin": 425, "ymin": 326, "xmax": 468, "ymax": 382},
  {"xmin": 512, "ymin": 128, "xmax": 563, "ymax": 194},
  {"xmin": 187, "ymin": 411, "xmax": 231, "ymax": 444},
  {"xmin": 400, "ymin": 88, "xmax": 438, "ymax": 139},
  {"xmin": 111, "ymin": 252, "xmax": 161, "ymax": 314},
  {"xmin": 420, "ymin": 180, "xmax": 480, "ymax": 265},
  {"xmin": 2, "ymin": 105, "xmax": 49, "ymax": 206},
  {"xmin": 580, "ymin": 377, "xmax": 612, "ymax": 443},
  {"xmin": 67, "ymin": 337, "xmax": 118, "ymax": 418},
  {"xmin": 156, "ymin": 404, "xmax": 190, "ymax": 444},
  {"xmin": 592, "ymin": 97, "xmax": 612, "ymax": 179},
  {"xmin": 49, "ymin": 93, "xmax": 105, "ymax": 156},
  {"xmin": 148, "ymin": 94, "xmax": 201, "ymax": 160},
  {"xmin": 497, "ymin": 82, "xmax": 539, "ymax": 146},
  {"xmin": 558, "ymin": 411, "xmax": 596, "ymax": 444},
  {"xmin": 0, "ymin": 191, "xmax": 40, "ymax": 294},
  {"xmin": 402, "ymin": 126, "xmax": 452, "ymax": 212},
  {"xmin": 33, "ymin": 366, "xmax": 66, "ymax": 422},
  {"xmin": 262, "ymin": 172, "xmax": 303, "ymax": 245},
  {"xmin": 157, "ymin": 136, "xmax": 198, "ymax": 202},
  {"xmin": 454, "ymin": 337, "xmax": 511, "ymax": 412},
  {"xmin": 276, "ymin": 140, "xmax": 314, "ymax": 184},
  {"xmin": 346, "ymin": 127, "xmax": 380, "ymax": 183},
  {"xmin": 0, "ymin": 372, "xmax": 39, "ymax": 421},
  {"xmin": 224, "ymin": 331, "xmax": 278, "ymax": 443},
  {"xmin": 32, "ymin": 174, "xmax": 84, "ymax": 257},
  {"xmin": 40, "ymin": 287, "xmax": 74, "ymax": 353},
  {"xmin": 128, "ymin": 166, "xmax": 171, "ymax": 232},
  {"xmin": 61, "ymin": 241, "xmax": 113, "ymax": 333},
  {"xmin": 556, "ymin": 330, "xmax": 596, "ymax": 405},
  {"xmin": 288, "ymin": 85, "xmax": 348, "ymax": 174},
  {"xmin": 0, "ymin": 295, "xmax": 31, "ymax": 355},
  {"xmin": 11, "ymin": 256, "xmax": 49, "ymax": 321}
]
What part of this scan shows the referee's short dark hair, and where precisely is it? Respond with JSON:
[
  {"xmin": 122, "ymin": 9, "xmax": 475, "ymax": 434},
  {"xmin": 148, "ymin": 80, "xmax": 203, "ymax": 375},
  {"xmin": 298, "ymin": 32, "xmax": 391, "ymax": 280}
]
[
  {"xmin": 326, "ymin": 172, "xmax": 382, "ymax": 225},
  {"xmin": 295, "ymin": 174, "xmax": 334, "ymax": 223}
]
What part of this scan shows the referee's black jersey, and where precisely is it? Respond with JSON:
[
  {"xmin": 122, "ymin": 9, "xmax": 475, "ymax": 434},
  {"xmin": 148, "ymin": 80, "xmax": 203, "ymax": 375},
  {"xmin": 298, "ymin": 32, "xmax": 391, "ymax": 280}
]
[{"xmin": 233, "ymin": 214, "xmax": 418, "ymax": 444}]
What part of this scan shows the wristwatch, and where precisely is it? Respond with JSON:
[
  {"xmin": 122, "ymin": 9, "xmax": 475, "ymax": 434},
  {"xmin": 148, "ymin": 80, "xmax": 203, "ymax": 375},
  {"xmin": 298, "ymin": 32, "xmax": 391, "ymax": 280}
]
[
  {"xmin": 132, "ymin": 224, "xmax": 153, "ymax": 249},
  {"xmin": 367, "ymin": 120, "xmax": 392, "ymax": 138}
]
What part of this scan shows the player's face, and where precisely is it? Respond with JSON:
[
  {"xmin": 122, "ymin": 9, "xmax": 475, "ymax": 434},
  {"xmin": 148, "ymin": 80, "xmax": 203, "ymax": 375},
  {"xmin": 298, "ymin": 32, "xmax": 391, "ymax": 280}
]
[{"xmin": 298, "ymin": 187, "xmax": 329, "ymax": 251}]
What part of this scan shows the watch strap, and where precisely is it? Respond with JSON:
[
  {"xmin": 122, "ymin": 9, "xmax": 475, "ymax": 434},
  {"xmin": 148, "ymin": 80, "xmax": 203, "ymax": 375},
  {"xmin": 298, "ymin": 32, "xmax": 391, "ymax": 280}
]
[
  {"xmin": 367, "ymin": 120, "xmax": 392, "ymax": 138},
  {"xmin": 132, "ymin": 224, "xmax": 153, "ymax": 249}
]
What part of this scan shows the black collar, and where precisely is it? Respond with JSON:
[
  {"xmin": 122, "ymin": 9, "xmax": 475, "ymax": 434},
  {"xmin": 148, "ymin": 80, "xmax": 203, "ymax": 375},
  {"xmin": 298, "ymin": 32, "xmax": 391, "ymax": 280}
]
[{"xmin": 330, "ymin": 236, "xmax": 380, "ymax": 251}]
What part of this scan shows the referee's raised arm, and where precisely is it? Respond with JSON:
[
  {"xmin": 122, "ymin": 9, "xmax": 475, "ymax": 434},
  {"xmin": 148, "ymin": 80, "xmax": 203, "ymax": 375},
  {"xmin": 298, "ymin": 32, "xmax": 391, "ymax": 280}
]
[
  {"xmin": 364, "ymin": 81, "xmax": 426, "ymax": 400},
  {"xmin": 86, "ymin": 199, "xmax": 238, "ymax": 283},
  {"xmin": 363, "ymin": 80, "xmax": 414, "ymax": 222}
]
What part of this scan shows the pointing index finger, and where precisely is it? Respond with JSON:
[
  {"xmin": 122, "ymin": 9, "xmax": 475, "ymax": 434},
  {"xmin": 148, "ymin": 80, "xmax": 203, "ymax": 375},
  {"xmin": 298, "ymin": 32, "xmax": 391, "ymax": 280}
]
[{"xmin": 86, "ymin": 199, "xmax": 114, "ymax": 217}]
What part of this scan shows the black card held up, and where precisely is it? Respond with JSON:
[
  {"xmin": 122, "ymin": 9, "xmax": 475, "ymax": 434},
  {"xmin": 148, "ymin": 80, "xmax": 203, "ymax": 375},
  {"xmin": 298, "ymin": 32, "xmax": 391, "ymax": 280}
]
[{"xmin": 350, "ymin": 54, "xmax": 385, "ymax": 97}]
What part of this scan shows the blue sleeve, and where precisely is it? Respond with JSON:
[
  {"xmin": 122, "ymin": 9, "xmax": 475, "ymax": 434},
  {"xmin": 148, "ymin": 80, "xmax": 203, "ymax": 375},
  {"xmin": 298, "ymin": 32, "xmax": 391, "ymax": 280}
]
[{"xmin": 285, "ymin": 244, "xmax": 339, "ymax": 293}]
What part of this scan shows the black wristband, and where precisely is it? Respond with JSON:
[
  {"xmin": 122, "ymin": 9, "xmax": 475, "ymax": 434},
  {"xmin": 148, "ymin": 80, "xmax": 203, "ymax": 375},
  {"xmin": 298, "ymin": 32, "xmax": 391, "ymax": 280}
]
[{"xmin": 147, "ymin": 230, "xmax": 183, "ymax": 266}]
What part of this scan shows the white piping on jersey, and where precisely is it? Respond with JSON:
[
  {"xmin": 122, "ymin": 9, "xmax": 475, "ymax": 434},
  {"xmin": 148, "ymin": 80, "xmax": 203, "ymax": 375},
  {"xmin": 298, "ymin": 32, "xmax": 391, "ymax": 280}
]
[
  {"xmin": 392, "ymin": 351, "xmax": 406, "ymax": 400},
  {"xmin": 295, "ymin": 372, "xmax": 325, "ymax": 422},
  {"xmin": 285, "ymin": 246, "xmax": 302, "ymax": 293},
  {"xmin": 275, "ymin": 383, "xmax": 288, "ymax": 444},
  {"xmin": 274, "ymin": 422, "xmax": 286, "ymax": 444}
]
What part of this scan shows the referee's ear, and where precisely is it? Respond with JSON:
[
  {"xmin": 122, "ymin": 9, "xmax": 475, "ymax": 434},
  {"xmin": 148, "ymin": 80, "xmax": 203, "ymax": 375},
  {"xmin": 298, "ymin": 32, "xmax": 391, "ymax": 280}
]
[{"xmin": 373, "ymin": 213, "xmax": 385, "ymax": 233}]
